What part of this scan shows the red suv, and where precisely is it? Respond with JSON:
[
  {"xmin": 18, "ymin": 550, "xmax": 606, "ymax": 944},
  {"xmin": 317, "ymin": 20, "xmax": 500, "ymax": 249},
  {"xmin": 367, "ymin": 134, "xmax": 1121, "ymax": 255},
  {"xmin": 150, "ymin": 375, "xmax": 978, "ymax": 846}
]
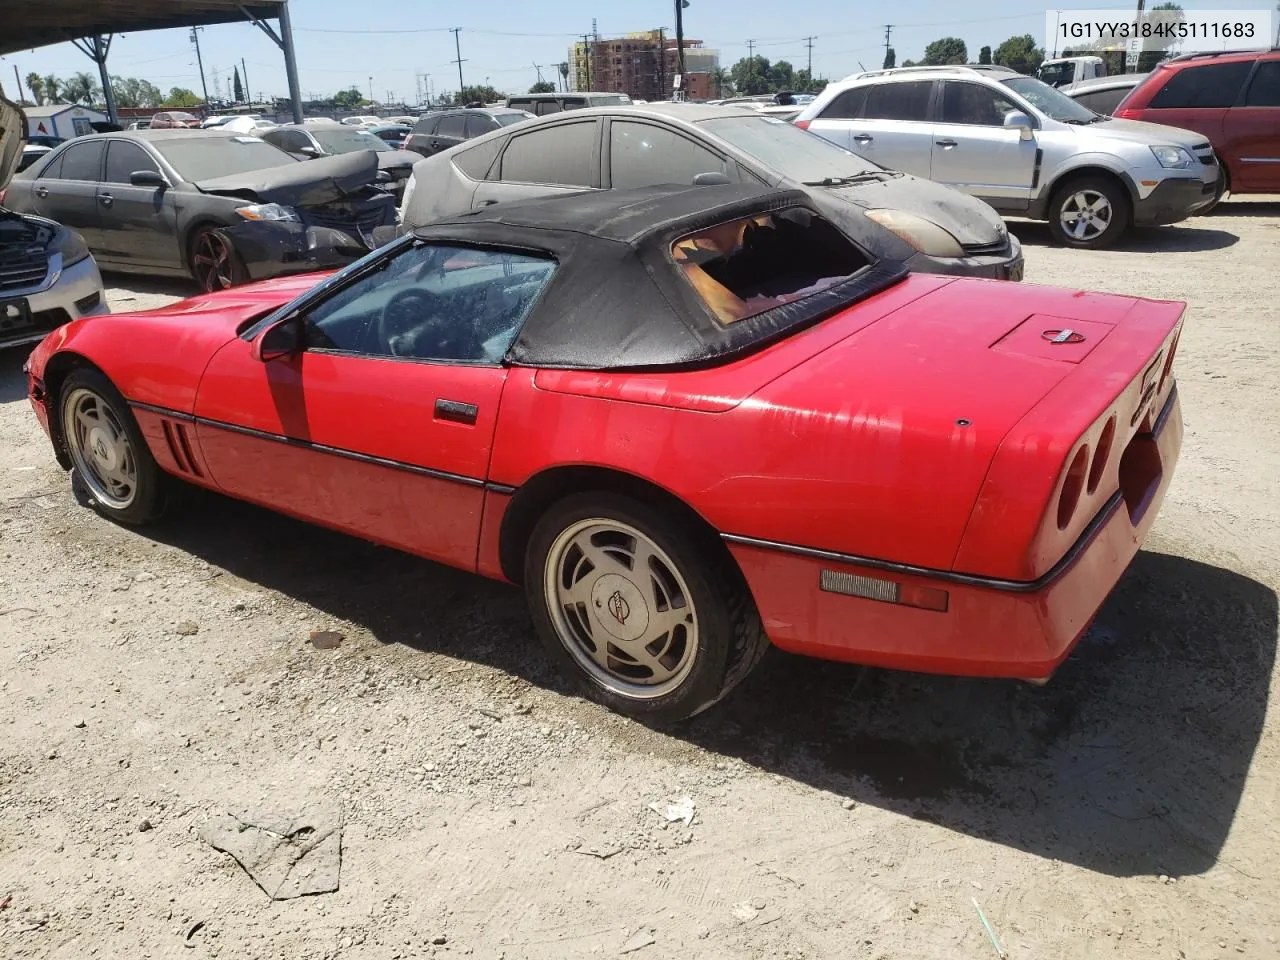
[{"xmin": 1114, "ymin": 49, "xmax": 1280, "ymax": 202}]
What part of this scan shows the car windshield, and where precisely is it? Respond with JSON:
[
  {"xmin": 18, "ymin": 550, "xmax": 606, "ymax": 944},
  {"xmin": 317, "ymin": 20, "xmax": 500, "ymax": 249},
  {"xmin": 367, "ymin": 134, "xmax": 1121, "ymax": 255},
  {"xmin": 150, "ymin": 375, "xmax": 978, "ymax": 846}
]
[
  {"xmin": 698, "ymin": 115, "xmax": 882, "ymax": 182},
  {"xmin": 312, "ymin": 128, "xmax": 394, "ymax": 153},
  {"xmin": 1037, "ymin": 62, "xmax": 1076, "ymax": 87},
  {"xmin": 152, "ymin": 136, "xmax": 297, "ymax": 181},
  {"xmin": 496, "ymin": 113, "xmax": 533, "ymax": 126},
  {"xmin": 1002, "ymin": 76, "xmax": 1101, "ymax": 123}
]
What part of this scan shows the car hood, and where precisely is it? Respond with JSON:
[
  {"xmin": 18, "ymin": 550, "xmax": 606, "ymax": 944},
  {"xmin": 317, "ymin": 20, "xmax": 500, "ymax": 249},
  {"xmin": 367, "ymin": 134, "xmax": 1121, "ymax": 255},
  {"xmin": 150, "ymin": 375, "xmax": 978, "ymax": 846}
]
[
  {"xmin": 825, "ymin": 173, "xmax": 1007, "ymax": 247},
  {"xmin": 0, "ymin": 92, "xmax": 26, "ymax": 191},
  {"xmin": 193, "ymin": 150, "xmax": 380, "ymax": 206},
  {"xmin": 1079, "ymin": 116, "xmax": 1209, "ymax": 149},
  {"xmin": 374, "ymin": 151, "xmax": 415, "ymax": 174}
]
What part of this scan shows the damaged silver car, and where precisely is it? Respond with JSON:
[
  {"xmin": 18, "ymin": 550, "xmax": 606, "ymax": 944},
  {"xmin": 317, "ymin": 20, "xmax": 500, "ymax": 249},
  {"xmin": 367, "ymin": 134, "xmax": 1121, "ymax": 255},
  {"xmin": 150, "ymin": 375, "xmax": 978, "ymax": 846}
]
[
  {"xmin": 4, "ymin": 129, "xmax": 397, "ymax": 293},
  {"xmin": 1, "ymin": 91, "xmax": 107, "ymax": 350}
]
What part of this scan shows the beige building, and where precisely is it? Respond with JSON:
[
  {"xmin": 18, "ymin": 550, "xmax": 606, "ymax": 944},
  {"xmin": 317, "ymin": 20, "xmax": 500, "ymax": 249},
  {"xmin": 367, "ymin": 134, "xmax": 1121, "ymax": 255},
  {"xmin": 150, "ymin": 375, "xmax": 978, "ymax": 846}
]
[{"xmin": 569, "ymin": 30, "xmax": 720, "ymax": 100}]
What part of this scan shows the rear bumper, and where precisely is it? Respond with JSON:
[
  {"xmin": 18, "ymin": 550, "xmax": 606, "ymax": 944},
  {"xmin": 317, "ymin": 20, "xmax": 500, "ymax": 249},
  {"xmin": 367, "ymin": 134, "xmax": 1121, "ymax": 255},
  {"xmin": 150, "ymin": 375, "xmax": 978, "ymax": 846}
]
[
  {"xmin": 220, "ymin": 222, "xmax": 377, "ymax": 282},
  {"xmin": 1132, "ymin": 176, "xmax": 1218, "ymax": 226},
  {"xmin": 727, "ymin": 387, "xmax": 1182, "ymax": 678}
]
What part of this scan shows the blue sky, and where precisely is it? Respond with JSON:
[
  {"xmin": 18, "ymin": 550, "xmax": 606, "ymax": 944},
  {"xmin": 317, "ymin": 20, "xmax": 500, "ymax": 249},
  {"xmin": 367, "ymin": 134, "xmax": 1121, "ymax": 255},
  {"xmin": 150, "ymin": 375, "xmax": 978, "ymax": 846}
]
[{"xmin": 2, "ymin": 0, "xmax": 1275, "ymax": 104}]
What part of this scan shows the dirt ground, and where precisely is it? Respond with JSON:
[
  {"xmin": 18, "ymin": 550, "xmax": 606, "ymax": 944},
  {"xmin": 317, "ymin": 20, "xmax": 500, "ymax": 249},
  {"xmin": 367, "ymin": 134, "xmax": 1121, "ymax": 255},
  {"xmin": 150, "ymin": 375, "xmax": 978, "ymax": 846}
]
[{"xmin": 2, "ymin": 199, "xmax": 1279, "ymax": 960}]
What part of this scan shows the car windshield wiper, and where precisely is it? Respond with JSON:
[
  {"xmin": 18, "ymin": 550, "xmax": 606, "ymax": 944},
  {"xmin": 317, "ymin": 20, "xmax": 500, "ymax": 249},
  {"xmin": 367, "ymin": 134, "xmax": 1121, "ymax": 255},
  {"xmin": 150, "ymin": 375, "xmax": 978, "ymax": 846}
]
[{"xmin": 802, "ymin": 172, "xmax": 885, "ymax": 186}]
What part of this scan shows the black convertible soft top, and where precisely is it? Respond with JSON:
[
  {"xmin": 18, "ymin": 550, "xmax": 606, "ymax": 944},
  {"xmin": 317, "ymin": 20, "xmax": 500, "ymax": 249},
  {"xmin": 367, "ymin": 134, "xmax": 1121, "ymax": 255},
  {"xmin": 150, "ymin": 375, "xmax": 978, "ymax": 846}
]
[{"xmin": 411, "ymin": 183, "xmax": 909, "ymax": 370}]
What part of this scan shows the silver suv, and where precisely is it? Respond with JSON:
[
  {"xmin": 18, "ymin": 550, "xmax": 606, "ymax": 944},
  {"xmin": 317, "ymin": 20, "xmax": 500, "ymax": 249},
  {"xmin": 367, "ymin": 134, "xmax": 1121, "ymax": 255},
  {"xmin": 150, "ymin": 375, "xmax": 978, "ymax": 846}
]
[
  {"xmin": 795, "ymin": 64, "xmax": 1220, "ymax": 248},
  {"xmin": 1, "ymin": 93, "xmax": 106, "ymax": 350}
]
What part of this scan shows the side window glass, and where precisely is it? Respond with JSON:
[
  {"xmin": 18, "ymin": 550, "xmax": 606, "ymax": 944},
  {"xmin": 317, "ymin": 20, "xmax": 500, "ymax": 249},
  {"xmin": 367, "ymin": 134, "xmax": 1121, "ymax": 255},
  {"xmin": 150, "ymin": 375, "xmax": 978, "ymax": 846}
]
[
  {"xmin": 820, "ymin": 87, "xmax": 869, "ymax": 120},
  {"xmin": 412, "ymin": 116, "xmax": 438, "ymax": 136},
  {"xmin": 1149, "ymin": 61, "xmax": 1253, "ymax": 108},
  {"xmin": 58, "ymin": 140, "xmax": 105, "ymax": 181},
  {"xmin": 939, "ymin": 82, "xmax": 1022, "ymax": 125},
  {"xmin": 500, "ymin": 123, "xmax": 595, "ymax": 185},
  {"xmin": 609, "ymin": 121, "xmax": 727, "ymax": 189},
  {"xmin": 1244, "ymin": 61, "xmax": 1280, "ymax": 107},
  {"xmin": 303, "ymin": 243, "xmax": 558, "ymax": 363},
  {"xmin": 37, "ymin": 150, "xmax": 65, "ymax": 180},
  {"xmin": 464, "ymin": 114, "xmax": 497, "ymax": 137},
  {"xmin": 454, "ymin": 137, "xmax": 503, "ymax": 180},
  {"xmin": 536, "ymin": 100, "xmax": 563, "ymax": 115},
  {"xmin": 862, "ymin": 81, "xmax": 933, "ymax": 121},
  {"xmin": 103, "ymin": 141, "xmax": 161, "ymax": 184},
  {"xmin": 562, "ymin": 98, "xmax": 586, "ymax": 110},
  {"xmin": 438, "ymin": 115, "xmax": 466, "ymax": 138}
]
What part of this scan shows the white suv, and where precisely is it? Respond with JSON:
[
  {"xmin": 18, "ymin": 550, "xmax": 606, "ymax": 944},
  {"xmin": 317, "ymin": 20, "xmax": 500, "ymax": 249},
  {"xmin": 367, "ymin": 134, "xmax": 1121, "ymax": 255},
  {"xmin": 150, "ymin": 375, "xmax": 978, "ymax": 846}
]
[{"xmin": 795, "ymin": 64, "xmax": 1219, "ymax": 248}]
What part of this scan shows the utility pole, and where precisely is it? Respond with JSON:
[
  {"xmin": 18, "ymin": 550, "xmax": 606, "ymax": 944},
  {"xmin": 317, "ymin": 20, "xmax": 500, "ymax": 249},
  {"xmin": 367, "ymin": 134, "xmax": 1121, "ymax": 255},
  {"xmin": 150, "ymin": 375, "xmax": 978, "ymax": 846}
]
[
  {"xmin": 804, "ymin": 35, "xmax": 815, "ymax": 87},
  {"xmin": 190, "ymin": 27, "xmax": 209, "ymax": 104},
  {"xmin": 1129, "ymin": 0, "xmax": 1145, "ymax": 74},
  {"xmin": 450, "ymin": 28, "xmax": 467, "ymax": 96},
  {"xmin": 674, "ymin": 0, "xmax": 687, "ymax": 83},
  {"xmin": 658, "ymin": 28, "xmax": 667, "ymax": 97},
  {"xmin": 746, "ymin": 39, "xmax": 755, "ymax": 60},
  {"xmin": 12, "ymin": 65, "xmax": 23, "ymax": 104},
  {"xmin": 883, "ymin": 25, "xmax": 893, "ymax": 61},
  {"xmin": 241, "ymin": 58, "xmax": 251, "ymax": 105}
]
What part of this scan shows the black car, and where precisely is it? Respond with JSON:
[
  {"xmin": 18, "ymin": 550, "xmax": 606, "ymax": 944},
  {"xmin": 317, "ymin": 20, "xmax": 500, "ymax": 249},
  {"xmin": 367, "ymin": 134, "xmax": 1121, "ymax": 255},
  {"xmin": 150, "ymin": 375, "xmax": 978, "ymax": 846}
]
[
  {"xmin": 261, "ymin": 122, "xmax": 415, "ymax": 201},
  {"xmin": 4, "ymin": 130, "xmax": 398, "ymax": 292},
  {"xmin": 403, "ymin": 107, "xmax": 534, "ymax": 159}
]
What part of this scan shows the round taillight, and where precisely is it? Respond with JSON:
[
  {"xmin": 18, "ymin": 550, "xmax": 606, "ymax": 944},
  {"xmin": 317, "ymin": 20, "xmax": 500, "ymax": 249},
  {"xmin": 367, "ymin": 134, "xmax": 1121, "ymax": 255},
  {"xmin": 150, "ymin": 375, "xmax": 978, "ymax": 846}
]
[
  {"xmin": 1057, "ymin": 445, "xmax": 1089, "ymax": 530},
  {"xmin": 1087, "ymin": 416, "xmax": 1116, "ymax": 494}
]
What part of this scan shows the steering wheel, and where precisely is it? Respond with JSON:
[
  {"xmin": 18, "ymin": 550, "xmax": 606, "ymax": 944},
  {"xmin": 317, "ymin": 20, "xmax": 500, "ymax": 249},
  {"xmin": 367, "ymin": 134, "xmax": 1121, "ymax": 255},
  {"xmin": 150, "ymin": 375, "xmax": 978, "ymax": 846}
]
[{"xmin": 374, "ymin": 288, "xmax": 447, "ymax": 358}]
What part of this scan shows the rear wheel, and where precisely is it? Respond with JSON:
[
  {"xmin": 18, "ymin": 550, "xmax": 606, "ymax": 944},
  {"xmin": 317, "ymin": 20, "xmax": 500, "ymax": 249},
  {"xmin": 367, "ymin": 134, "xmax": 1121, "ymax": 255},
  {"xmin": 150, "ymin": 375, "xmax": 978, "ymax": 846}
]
[
  {"xmin": 59, "ymin": 369, "xmax": 168, "ymax": 525},
  {"xmin": 524, "ymin": 492, "xmax": 769, "ymax": 724},
  {"xmin": 1047, "ymin": 176, "xmax": 1130, "ymax": 249},
  {"xmin": 189, "ymin": 225, "xmax": 248, "ymax": 293}
]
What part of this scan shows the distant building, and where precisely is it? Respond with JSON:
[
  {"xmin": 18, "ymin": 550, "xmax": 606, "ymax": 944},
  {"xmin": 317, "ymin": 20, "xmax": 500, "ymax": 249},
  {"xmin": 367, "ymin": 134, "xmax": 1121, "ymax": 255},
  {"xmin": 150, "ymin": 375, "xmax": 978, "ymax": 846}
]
[
  {"xmin": 570, "ymin": 30, "xmax": 720, "ymax": 101},
  {"xmin": 21, "ymin": 104, "xmax": 108, "ymax": 139}
]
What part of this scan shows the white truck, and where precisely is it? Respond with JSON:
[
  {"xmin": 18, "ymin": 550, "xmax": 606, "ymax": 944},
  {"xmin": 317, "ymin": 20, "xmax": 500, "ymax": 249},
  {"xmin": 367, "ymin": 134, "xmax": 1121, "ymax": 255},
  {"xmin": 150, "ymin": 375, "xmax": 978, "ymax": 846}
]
[{"xmin": 1037, "ymin": 56, "xmax": 1106, "ymax": 87}]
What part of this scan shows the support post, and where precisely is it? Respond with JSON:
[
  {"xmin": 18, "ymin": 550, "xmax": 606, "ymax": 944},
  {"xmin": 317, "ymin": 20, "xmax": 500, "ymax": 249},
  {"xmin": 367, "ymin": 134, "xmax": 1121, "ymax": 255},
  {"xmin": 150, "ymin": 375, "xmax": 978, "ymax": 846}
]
[{"xmin": 276, "ymin": 1, "xmax": 304, "ymax": 122}]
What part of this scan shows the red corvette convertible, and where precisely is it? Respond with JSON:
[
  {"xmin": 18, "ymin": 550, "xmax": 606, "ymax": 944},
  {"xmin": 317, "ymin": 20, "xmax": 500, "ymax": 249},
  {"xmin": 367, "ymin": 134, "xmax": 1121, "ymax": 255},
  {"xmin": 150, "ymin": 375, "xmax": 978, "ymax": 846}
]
[{"xmin": 24, "ymin": 184, "xmax": 1184, "ymax": 722}]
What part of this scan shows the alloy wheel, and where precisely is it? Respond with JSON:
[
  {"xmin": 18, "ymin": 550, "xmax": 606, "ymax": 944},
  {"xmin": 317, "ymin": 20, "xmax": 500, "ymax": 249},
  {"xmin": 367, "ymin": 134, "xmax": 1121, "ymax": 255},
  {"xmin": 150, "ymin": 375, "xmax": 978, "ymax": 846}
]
[
  {"xmin": 543, "ymin": 518, "xmax": 699, "ymax": 699},
  {"xmin": 1059, "ymin": 189, "xmax": 1113, "ymax": 242},
  {"xmin": 61, "ymin": 387, "xmax": 138, "ymax": 510},
  {"xmin": 192, "ymin": 230, "xmax": 235, "ymax": 291}
]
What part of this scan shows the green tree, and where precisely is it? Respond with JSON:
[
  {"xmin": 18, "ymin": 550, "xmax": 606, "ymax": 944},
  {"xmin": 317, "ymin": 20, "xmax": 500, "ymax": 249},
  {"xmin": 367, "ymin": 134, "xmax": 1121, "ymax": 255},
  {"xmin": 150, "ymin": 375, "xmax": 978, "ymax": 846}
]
[
  {"xmin": 62, "ymin": 72, "xmax": 99, "ymax": 105},
  {"xmin": 166, "ymin": 87, "xmax": 203, "ymax": 108},
  {"xmin": 333, "ymin": 86, "xmax": 365, "ymax": 109},
  {"xmin": 901, "ymin": 59, "xmax": 917, "ymax": 68},
  {"xmin": 25, "ymin": 73, "xmax": 45, "ymax": 105},
  {"xmin": 528, "ymin": 80, "xmax": 556, "ymax": 93},
  {"xmin": 883, "ymin": 47, "xmax": 896, "ymax": 69},
  {"xmin": 993, "ymin": 34, "xmax": 1045, "ymax": 75},
  {"xmin": 458, "ymin": 84, "xmax": 503, "ymax": 104},
  {"xmin": 922, "ymin": 37, "xmax": 967, "ymax": 65},
  {"xmin": 42, "ymin": 75, "xmax": 63, "ymax": 104},
  {"xmin": 768, "ymin": 59, "xmax": 795, "ymax": 90},
  {"xmin": 710, "ymin": 66, "xmax": 732, "ymax": 97},
  {"xmin": 729, "ymin": 55, "xmax": 772, "ymax": 95},
  {"xmin": 978, "ymin": 45, "xmax": 992, "ymax": 65},
  {"xmin": 233, "ymin": 67, "xmax": 244, "ymax": 103}
]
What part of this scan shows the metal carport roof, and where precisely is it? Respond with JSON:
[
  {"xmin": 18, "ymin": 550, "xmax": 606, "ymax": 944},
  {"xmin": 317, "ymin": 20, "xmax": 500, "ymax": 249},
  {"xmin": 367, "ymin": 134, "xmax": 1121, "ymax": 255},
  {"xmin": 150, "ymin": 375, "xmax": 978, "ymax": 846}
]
[{"xmin": 0, "ymin": 0, "xmax": 304, "ymax": 123}]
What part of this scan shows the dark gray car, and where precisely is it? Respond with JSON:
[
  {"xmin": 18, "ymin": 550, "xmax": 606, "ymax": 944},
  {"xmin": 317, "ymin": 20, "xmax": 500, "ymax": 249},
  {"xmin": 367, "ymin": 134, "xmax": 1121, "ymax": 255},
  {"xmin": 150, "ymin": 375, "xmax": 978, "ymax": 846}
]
[
  {"xmin": 261, "ymin": 122, "xmax": 415, "ymax": 201},
  {"xmin": 5, "ymin": 130, "xmax": 398, "ymax": 292},
  {"xmin": 403, "ymin": 107, "xmax": 535, "ymax": 160},
  {"xmin": 400, "ymin": 104, "xmax": 1023, "ymax": 280}
]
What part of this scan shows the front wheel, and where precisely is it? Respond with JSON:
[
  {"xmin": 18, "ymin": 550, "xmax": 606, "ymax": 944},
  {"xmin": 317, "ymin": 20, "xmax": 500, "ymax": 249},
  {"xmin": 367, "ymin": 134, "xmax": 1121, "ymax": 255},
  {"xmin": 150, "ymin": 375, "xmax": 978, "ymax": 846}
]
[
  {"xmin": 1047, "ymin": 176, "xmax": 1130, "ymax": 249},
  {"xmin": 189, "ymin": 226, "xmax": 248, "ymax": 293},
  {"xmin": 524, "ymin": 492, "xmax": 769, "ymax": 724},
  {"xmin": 59, "ymin": 369, "xmax": 168, "ymax": 525}
]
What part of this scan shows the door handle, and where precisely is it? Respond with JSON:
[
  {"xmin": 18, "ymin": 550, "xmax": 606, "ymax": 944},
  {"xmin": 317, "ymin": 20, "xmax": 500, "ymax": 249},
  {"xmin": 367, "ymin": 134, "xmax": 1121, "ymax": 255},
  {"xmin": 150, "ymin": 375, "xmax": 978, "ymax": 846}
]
[
  {"xmin": 35, "ymin": 187, "xmax": 48, "ymax": 198},
  {"xmin": 98, "ymin": 192, "xmax": 114, "ymax": 207},
  {"xmin": 478, "ymin": 199, "xmax": 498, "ymax": 206},
  {"xmin": 852, "ymin": 134, "xmax": 873, "ymax": 143},
  {"xmin": 434, "ymin": 398, "xmax": 478, "ymax": 425},
  {"xmin": 935, "ymin": 139, "xmax": 958, "ymax": 148}
]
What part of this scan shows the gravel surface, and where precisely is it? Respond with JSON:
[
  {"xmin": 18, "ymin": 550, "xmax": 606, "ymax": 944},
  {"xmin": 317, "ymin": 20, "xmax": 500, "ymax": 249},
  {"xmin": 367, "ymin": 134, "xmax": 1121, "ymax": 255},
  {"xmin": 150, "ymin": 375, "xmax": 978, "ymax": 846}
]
[{"xmin": 1, "ymin": 200, "xmax": 1279, "ymax": 959}]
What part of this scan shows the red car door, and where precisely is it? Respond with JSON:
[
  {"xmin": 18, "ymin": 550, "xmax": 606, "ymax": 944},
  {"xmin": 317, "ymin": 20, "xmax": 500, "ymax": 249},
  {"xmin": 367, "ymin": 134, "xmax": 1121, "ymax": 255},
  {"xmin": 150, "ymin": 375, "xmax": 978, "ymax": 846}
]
[
  {"xmin": 190, "ymin": 241, "xmax": 559, "ymax": 571},
  {"xmin": 1226, "ymin": 59, "xmax": 1280, "ymax": 192}
]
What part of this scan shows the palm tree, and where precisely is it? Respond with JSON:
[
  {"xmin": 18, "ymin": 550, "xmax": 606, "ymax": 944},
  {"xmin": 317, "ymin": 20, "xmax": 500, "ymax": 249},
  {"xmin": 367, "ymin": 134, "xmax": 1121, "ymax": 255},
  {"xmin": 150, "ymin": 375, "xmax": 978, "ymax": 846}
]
[
  {"xmin": 42, "ymin": 75, "xmax": 62, "ymax": 104},
  {"xmin": 63, "ymin": 72, "xmax": 98, "ymax": 106},
  {"xmin": 558, "ymin": 61, "xmax": 569, "ymax": 93},
  {"xmin": 710, "ymin": 66, "xmax": 731, "ymax": 98},
  {"xmin": 25, "ymin": 72, "xmax": 44, "ymax": 106}
]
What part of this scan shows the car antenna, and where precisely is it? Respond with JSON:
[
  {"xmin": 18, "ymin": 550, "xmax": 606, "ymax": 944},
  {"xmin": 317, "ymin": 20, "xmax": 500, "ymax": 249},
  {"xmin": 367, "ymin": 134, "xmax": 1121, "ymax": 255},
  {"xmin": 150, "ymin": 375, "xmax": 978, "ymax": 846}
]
[{"xmin": 857, "ymin": 60, "xmax": 867, "ymax": 72}]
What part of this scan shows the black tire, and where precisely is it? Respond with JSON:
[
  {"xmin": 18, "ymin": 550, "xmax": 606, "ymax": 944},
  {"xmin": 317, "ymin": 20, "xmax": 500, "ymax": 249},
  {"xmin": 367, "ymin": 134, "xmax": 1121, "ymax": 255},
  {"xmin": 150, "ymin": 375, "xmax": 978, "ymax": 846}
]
[
  {"xmin": 1047, "ymin": 175, "xmax": 1130, "ymax": 249},
  {"xmin": 1194, "ymin": 167, "xmax": 1229, "ymax": 217},
  {"xmin": 58, "ymin": 368, "xmax": 169, "ymax": 525},
  {"xmin": 188, "ymin": 225, "xmax": 249, "ymax": 293},
  {"xmin": 524, "ymin": 491, "xmax": 769, "ymax": 724}
]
